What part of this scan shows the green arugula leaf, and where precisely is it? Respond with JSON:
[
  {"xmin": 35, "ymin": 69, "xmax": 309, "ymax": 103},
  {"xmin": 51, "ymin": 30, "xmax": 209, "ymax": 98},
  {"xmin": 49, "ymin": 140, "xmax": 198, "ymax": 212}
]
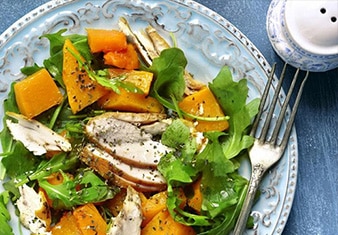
[
  {"xmin": 161, "ymin": 119, "xmax": 198, "ymax": 163},
  {"xmin": 149, "ymin": 48, "xmax": 186, "ymax": 110},
  {"xmin": 221, "ymin": 106, "xmax": 258, "ymax": 159},
  {"xmin": 158, "ymin": 153, "xmax": 197, "ymax": 188},
  {"xmin": 0, "ymin": 191, "xmax": 13, "ymax": 235},
  {"xmin": 14, "ymin": 152, "xmax": 79, "ymax": 187},
  {"xmin": 196, "ymin": 132, "xmax": 235, "ymax": 176},
  {"xmin": 20, "ymin": 63, "xmax": 43, "ymax": 76},
  {"xmin": 0, "ymin": 83, "xmax": 19, "ymax": 154},
  {"xmin": 208, "ymin": 67, "xmax": 248, "ymax": 115},
  {"xmin": 1, "ymin": 142, "xmax": 37, "ymax": 179},
  {"xmin": 199, "ymin": 179, "xmax": 248, "ymax": 235},
  {"xmin": 209, "ymin": 66, "xmax": 260, "ymax": 159},
  {"xmin": 200, "ymin": 170, "xmax": 246, "ymax": 219},
  {"xmin": 158, "ymin": 153, "xmax": 210, "ymax": 226},
  {"xmin": 161, "ymin": 119, "xmax": 191, "ymax": 148},
  {"xmin": 39, "ymin": 169, "xmax": 118, "ymax": 210}
]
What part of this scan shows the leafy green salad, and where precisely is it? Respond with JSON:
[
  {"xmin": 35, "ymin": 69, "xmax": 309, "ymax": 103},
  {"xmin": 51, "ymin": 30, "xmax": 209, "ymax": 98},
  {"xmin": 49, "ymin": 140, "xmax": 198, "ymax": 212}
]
[{"xmin": 0, "ymin": 24, "xmax": 259, "ymax": 235}]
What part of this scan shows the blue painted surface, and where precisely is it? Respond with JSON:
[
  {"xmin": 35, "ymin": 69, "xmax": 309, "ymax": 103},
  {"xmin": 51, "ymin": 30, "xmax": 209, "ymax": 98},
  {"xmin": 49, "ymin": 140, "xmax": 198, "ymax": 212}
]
[{"xmin": 1, "ymin": 0, "xmax": 337, "ymax": 234}]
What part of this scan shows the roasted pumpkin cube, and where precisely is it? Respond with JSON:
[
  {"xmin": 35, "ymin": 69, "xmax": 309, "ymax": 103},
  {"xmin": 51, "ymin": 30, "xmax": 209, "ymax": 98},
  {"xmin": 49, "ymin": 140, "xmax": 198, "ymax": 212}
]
[
  {"xmin": 104, "ymin": 44, "xmax": 139, "ymax": 70},
  {"xmin": 87, "ymin": 28, "xmax": 128, "ymax": 53},
  {"xmin": 63, "ymin": 39, "xmax": 108, "ymax": 114},
  {"xmin": 14, "ymin": 68, "xmax": 63, "ymax": 119},
  {"xmin": 141, "ymin": 209, "xmax": 196, "ymax": 235},
  {"xmin": 179, "ymin": 87, "xmax": 229, "ymax": 132},
  {"xmin": 73, "ymin": 203, "xmax": 107, "ymax": 235},
  {"xmin": 51, "ymin": 212, "xmax": 82, "ymax": 235},
  {"xmin": 98, "ymin": 88, "xmax": 164, "ymax": 113},
  {"xmin": 107, "ymin": 69, "xmax": 154, "ymax": 95}
]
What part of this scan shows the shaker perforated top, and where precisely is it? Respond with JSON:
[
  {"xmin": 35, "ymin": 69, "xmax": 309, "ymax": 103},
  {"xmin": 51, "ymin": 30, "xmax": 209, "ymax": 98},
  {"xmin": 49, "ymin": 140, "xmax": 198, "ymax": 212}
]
[{"xmin": 285, "ymin": 0, "xmax": 338, "ymax": 55}]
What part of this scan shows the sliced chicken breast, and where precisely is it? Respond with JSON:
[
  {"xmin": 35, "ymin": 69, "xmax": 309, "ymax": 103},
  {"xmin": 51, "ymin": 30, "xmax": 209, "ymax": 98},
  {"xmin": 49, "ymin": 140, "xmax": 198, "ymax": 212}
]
[
  {"xmin": 6, "ymin": 112, "xmax": 71, "ymax": 156},
  {"xmin": 85, "ymin": 113, "xmax": 172, "ymax": 168},
  {"xmin": 16, "ymin": 184, "xmax": 51, "ymax": 235},
  {"xmin": 80, "ymin": 144, "xmax": 166, "ymax": 187},
  {"xmin": 107, "ymin": 186, "xmax": 143, "ymax": 235},
  {"xmin": 111, "ymin": 172, "xmax": 167, "ymax": 192},
  {"xmin": 106, "ymin": 112, "xmax": 167, "ymax": 125}
]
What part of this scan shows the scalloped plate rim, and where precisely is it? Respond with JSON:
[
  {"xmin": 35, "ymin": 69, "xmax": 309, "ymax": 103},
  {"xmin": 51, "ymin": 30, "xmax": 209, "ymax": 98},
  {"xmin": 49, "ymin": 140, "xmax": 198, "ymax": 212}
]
[{"xmin": 0, "ymin": 1, "xmax": 297, "ymax": 234}]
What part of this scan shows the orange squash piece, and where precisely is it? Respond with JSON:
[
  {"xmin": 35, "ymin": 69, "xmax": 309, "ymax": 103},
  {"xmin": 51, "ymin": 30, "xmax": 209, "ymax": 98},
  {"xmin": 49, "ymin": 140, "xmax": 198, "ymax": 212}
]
[
  {"xmin": 141, "ymin": 209, "xmax": 196, "ymax": 235},
  {"xmin": 51, "ymin": 211, "xmax": 82, "ymax": 235},
  {"xmin": 141, "ymin": 191, "xmax": 168, "ymax": 227},
  {"xmin": 63, "ymin": 39, "xmax": 108, "ymax": 114},
  {"xmin": 34, "ymin": 189, "xmax": 52, "ymax": 231},
  {"xmin": 187, "ymin": 178, "xmax": 203, "ymax": 213},
  {"xmin": 14, "ymin": 68, "xmax": 63, "ymax": 119},
  {"xmin": 141, "ymin": 189, "xmax": 187, "ymax": 227},
  {"xmin": 178, "ymin": 87, "xmax": 229, "ymax": 132},
  {"xmin": 87, "ymin": 28, "xmax": 127, "ymax": 53},
  {"xmin": 108, "ymin": 69, "xmax": 154, "ymax": 95},
  {"xmin": 73, "ymin": 203, "xmax": 107, "ymax": 235},
  {"xmin": 104, "ymin": 44, "xmax": 140, "ymax": 70},
  {"xmin": 97, "ymin": 67, "xmax": 158, "ymax": 113},
  {"xmin": 98, "ymin": 88, "xmax": 164, "ymax": 113}
]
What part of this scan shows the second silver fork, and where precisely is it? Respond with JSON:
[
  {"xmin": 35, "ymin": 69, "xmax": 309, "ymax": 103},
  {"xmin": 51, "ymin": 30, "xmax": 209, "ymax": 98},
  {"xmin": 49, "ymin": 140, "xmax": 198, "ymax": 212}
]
[{"xmin": 233, "ymin": 63, "xmax": 310, "ymax": 235}]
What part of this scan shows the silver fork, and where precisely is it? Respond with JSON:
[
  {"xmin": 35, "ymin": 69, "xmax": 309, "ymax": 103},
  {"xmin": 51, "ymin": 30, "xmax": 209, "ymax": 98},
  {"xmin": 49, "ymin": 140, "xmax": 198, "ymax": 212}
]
[{"xmin": 233, "ymin": 63, "xmax": 309, "ymax": 235}]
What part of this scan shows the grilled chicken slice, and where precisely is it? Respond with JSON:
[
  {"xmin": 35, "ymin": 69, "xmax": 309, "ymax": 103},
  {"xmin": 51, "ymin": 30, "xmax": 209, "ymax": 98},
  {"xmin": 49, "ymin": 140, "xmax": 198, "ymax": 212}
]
[
  {"xmin": 5, "ymin": 112, "xmax": 71, "ymax": 156},
  {"xmin": 107, "ymin": 186, "xmax": 143, "ymax": 235},
  {"xmin": 140, "ymin": 118, "xmax": 172, "ymax": 136},
  {"xmin": 85, "ymin": 113, "xmax": 172, "ymax": 168},
  {"xmin": 111, "ymin": 172, "xmax": 166, "ymax": 192},
  {"xmin": 80, "ymin": 144, "xmax": 166, "ymax": 188},
  {"xmin": 118, "ymin": 17, "xmax": 155, "ymax": 66},
  {"xmin": 106, "ymin": 112, "xmax": 167, "ymax": 125},
  {"xmin": 145, "ymin": 25, "xmax": 171, "ymax": 55},
  {"xmin": 16, "ymin": 184, "xmax": 51, "ymax": 235}
]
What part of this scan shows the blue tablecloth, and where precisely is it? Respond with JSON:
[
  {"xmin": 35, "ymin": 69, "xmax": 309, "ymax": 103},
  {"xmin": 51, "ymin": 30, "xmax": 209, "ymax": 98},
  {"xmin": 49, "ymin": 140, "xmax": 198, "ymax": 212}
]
[{"xmin": 1, "ymin": 0, "xmax": 338, "ymax": 234}]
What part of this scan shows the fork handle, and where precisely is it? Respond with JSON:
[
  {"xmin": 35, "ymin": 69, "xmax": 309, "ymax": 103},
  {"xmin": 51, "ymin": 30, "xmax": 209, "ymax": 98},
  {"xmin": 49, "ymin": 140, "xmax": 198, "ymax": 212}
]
[{"xmin": 233, "ymin": 164, "xmax": 266, "ymax": 235}]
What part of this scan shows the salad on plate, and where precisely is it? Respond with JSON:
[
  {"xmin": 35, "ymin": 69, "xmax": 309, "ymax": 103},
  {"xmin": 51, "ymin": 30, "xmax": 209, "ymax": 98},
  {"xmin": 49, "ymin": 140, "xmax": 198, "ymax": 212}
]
[{"xmin": 0, "ymin": 16, "xmax": 260, "ymax": 235}]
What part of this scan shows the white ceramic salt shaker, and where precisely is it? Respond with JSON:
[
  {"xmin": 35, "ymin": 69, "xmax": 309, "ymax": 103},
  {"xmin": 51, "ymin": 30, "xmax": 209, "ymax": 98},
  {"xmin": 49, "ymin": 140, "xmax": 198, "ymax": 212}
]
[{"xmin": 266, "ymin": 0, "xmax": 338, "ymax": 72}]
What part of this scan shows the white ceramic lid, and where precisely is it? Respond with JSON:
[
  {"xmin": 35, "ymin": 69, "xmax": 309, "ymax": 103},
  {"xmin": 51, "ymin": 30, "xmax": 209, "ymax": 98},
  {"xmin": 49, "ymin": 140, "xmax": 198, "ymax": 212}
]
[{"xmin": 284, "ymin": 0, "xmax": 338, "ymax": 56}]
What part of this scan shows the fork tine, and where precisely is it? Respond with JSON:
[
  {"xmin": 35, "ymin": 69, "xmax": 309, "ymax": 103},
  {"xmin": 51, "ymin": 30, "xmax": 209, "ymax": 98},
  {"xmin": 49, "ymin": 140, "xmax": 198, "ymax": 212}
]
[
  {"xmin": 279, "ymin": 70, "xmax": 309, "ymax": 149},
  {"xmin": 270, "ymin": 67, "xmax": 300, "ymax": 145},
  {"xmin": 250, "ymin": 63, "xmax": 276, "ymax": 136},
  {"xmin": 258, "ymin": 63, "xmax": 288, "ymax": 142}
]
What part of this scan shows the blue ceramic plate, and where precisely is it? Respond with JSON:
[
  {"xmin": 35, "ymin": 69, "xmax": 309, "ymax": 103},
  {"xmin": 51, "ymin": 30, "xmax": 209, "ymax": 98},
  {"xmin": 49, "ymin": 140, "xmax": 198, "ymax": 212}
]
[{"xmin": 0, "ymin": 0, "xmax": 297, "ymax": 234}]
